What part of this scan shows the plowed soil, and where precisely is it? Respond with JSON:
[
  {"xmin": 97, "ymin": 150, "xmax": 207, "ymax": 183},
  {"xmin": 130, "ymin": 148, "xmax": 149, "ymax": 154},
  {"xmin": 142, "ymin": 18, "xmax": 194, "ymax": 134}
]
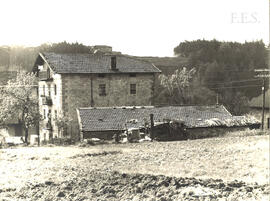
[{"xmin": 0, "ymin": 135, "xmax": 269, "ymax": 200}]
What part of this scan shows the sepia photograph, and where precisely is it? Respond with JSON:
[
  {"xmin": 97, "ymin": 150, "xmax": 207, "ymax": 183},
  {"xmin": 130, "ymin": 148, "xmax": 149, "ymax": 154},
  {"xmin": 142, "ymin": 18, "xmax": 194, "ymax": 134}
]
[{"xmin": 0, "ymin": 0, "xmax": 269, "ymax": 200}]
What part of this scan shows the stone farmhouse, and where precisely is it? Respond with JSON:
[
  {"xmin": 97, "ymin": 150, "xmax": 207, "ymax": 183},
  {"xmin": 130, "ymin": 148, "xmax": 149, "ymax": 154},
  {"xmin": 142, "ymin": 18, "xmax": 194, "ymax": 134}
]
[{"xmin": 33, "ymin": 51, "xmax": 161, "ymax": 142}]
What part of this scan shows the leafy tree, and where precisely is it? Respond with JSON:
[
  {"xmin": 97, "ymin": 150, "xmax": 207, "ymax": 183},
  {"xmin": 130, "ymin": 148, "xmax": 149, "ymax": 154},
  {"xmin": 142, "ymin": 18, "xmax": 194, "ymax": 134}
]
[
  {"xmin": 220, "ymin": 92, "xmax": 250, "ymax": 115},
  {"xmin": 190, "ymin": 76, "xmax": 217, "ymax": 105},
  {"xmin": 0, "ymin": 70, "xmax": 41, "ymax": 144}
]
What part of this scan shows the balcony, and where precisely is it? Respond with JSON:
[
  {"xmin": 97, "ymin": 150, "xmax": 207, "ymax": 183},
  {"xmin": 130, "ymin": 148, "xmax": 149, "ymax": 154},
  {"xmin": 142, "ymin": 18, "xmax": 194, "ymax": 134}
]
[
  {"xmin": 39, "ymin": 71, "xmax": 53, "ymax": 81},
  {"xmin": 45, "ymin": 121, "xmax": 53, "ymax": 130},
  {"xmin": 42, "ymin": 97, "xmax": 53, "ymax": 106},
  {"xmin": 44, "ymin": 117, "xmax": 53, "ymax": 130}
]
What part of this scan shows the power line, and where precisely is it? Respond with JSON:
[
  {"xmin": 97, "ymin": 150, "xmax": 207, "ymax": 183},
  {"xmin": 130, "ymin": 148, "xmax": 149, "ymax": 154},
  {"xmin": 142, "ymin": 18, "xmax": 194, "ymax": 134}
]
[
  {"xmin": 204, "ymin": 78, "xmax": 261, "ymax": 86},
  {"xmin": 208, "ymin": 84, "xmax": 261, "ymax": 90},
  {"xmin": 0, "ymin": 85, "xmax": 38, "ymax": 88}
]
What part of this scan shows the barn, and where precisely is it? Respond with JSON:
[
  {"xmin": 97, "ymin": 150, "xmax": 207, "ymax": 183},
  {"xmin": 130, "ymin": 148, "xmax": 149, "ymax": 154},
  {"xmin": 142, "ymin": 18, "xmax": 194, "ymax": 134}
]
[{"xmin": 77, "ymin": 105, "xmax": 260, "ymax": 141}]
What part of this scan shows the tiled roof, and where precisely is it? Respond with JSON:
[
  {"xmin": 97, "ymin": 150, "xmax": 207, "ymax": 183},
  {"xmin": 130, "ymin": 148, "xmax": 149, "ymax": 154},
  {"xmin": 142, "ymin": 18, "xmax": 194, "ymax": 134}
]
[
  {"xmin": 77, "ymin": 105, "xmax": 259, "ymax": 132},
  {"xmin": 40, "ymin": 52, "xmax": 161, "ymax": 74}
]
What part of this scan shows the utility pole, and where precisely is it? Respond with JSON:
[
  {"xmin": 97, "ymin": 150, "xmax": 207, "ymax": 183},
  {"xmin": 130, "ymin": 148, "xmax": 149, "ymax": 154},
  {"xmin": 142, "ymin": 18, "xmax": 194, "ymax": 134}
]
[
  {"xmin": 255, "ymin": 69, "xmax": 270, "ymax": 130},
  {"xmin": 262, "ymin": 78, "xmax": 266, "ymax": 130},
  {"xmin": 150, "ymin": 114, "xmax": 154, "ymax": 141}
]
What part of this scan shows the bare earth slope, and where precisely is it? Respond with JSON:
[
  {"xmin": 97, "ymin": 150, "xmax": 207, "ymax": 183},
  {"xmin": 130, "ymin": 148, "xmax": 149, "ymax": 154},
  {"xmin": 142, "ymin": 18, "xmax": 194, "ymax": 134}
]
[{"xmin": 0, "ymin": 135, "xmax": 269, "ymax": 200}]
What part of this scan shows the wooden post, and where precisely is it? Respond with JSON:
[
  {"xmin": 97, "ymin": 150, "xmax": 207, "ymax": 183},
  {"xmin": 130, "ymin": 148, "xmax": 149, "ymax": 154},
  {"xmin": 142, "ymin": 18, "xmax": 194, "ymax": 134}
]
[
  {"xmin": 90, "ymin": 75, "xmax": 94, "ymax": 107},
  {"xmin": 150, "ymin": 114, "xmax": 154, "ymax": 141},
  {"xmin": 255, "ymin": 69, "xmax": 270, "ymax": 129},
  {"xmin": 262, "ymin": 79, "xmax": 266, "ymax": 130}
]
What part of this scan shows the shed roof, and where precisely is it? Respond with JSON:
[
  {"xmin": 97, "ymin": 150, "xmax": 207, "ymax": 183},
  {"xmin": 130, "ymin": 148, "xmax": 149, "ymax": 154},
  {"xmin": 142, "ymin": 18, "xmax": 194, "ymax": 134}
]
[
  {"xmin": 77, "ymin": 105, "xmax": 259, "ymax": 132},
  {"xmin": 35, "ymin": 52, "xmax": 161, "ymax": 74}
]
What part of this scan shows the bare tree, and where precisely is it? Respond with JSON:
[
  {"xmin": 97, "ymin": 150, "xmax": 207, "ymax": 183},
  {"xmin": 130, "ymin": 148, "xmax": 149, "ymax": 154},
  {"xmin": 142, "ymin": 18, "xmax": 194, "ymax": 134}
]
[{"xmin": 159, "ymin": 67, "xmax": 196, "ymax": 104}]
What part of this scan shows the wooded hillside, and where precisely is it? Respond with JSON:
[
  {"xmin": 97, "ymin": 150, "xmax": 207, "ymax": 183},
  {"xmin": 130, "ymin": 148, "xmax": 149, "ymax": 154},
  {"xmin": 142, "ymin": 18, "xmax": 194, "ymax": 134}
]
[{"xmin": 0, "ymin": 40, "xmax": 268, "ymax": 115}]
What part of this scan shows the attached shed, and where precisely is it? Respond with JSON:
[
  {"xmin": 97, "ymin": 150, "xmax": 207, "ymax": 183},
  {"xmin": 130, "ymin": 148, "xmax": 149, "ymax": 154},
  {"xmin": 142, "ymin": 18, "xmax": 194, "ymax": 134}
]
[{"xmin": 77, "ymin": 105, "xmax": 260, "ymax": 141}]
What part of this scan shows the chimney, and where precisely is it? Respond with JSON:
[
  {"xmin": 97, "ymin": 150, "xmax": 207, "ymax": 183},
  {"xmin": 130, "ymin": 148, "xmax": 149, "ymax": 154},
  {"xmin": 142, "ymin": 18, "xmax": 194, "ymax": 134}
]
[{"xmin": 111, "ymin": 56, "xmax": 117, "ymax": 70}]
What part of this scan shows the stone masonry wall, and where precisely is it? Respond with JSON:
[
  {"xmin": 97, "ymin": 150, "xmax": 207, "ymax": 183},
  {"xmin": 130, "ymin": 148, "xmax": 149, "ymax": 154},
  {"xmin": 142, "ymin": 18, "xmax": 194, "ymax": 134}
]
[{"xmin": 61, "ymin": 73, "xmax": 155, "ymax": 140}]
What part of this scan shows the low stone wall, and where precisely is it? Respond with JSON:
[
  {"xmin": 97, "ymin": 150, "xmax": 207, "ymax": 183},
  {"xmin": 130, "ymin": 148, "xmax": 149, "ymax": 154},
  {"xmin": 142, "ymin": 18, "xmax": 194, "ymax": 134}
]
[
  {"xmin": 82, "ymin": 126, "xmax": 259, "ymax": 142},
  {"xmin": 186, "ymin": 126, "xmax": 252, "ymax": 140},
  {"xmin": 83, "ymin": 131, "xmax": 116, "ymax": 140}
]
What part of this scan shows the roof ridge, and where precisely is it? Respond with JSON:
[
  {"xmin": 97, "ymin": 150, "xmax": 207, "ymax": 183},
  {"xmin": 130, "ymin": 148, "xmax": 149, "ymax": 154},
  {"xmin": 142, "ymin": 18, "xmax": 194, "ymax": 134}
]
[
  {"xmin": 79, "ymin": 106, "xmax": 155, "ymax": 110},
  {"xmin": 78, "ymin": 104, "xmax": 225, "ymax": 110},
  {"xmin": 38, "ymin": 52, "xmax": 161, "ymax": 74}
]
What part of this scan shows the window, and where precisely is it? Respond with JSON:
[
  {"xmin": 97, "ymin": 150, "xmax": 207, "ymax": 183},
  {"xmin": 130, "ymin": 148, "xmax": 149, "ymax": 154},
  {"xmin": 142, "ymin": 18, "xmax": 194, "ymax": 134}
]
[
  {"xmin": 54, "ymin": 84, "xmax": 57, "ymax": 95},
  {"xmin": 43, "ymin": 85, "xmax": 45, "ymax": 96},
  {"xmin": 99, "ymin": 84, "xmax": 106, "ymax": 96},
  {"xmin": 55, "ymin": 110, "xmax": 57, "ymax": 119},
  {"xmin": 47, "ymin": 68, "xmax": 51, "ymax": 79},
  {"xmin": 130, "ymin": 84, "xmax": 136, "ymax": 94},
  {"xmin": 111, "ymin": 56, "xmax": 117, "ymax": 70},
  {"xmin": 129, "ymin": 73, "xmax": 136, "ymax": 77},
  {"xmin": 48, "ymin": 109, "xmax": 51, "ymax": 119},
  {"xmin": 98, "ymin": 74, "xmax": 105, "ymax": 78},
  {"xmin": 48, "ymin": 84, "xmax": 51, "ymax": 97},
  {"xmin": 43, "ymin": 109, "xmax": 46, "ymax": 119}
]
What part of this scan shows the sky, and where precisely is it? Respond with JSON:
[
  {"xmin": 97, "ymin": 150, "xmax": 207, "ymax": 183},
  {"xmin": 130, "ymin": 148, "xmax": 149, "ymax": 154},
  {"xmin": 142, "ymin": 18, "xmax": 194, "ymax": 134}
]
[{"xmin": 0, "ymin": 0, "xmax": 268, "ymax": 56}]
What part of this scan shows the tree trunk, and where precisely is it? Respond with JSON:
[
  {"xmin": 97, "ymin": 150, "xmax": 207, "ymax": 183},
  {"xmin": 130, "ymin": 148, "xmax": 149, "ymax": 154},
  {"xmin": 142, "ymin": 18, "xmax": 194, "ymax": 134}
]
[
  {"xmin": 24, "ymin": 128, "xmax": 29, "ymax": 145},
  {"xmin": 58, "ymin": 128, "xmax": 61, "ymax": 138}
]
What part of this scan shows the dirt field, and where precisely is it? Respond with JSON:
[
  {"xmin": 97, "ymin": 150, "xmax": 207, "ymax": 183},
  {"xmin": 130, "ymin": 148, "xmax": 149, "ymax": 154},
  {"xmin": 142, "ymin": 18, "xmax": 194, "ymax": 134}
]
[{"xmin": 0, "ymin": 135, "xmax": 269, "ymax": 200}]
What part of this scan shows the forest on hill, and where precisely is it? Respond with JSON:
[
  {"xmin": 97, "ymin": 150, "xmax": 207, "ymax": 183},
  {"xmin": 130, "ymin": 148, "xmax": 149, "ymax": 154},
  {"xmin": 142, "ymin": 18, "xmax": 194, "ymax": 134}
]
[
  {"xmin": 155, "ymin": 39, "xmax": 268, "ymax": 114},
  {"xmin": 0, "ymin": 42, "xmax": 93, "ymax": 72},
  {"xmin": 171, "ymin": 39, "xmax": 268, "ymax": 114},
  {"xmin": 0, "ymin": 40, "xmax": 268, "ymax": 115}
]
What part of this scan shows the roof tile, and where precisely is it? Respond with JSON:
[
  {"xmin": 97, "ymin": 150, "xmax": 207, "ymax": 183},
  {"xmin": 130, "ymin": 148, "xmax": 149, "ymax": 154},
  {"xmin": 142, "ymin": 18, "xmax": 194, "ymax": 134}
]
[
  {"xmin": 77, "ymin": 105, "xmax": 258, "ymax": 132},
  {"xmin": 41, "ymin": 52, "xmax": 161, "ymax": 74}
]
